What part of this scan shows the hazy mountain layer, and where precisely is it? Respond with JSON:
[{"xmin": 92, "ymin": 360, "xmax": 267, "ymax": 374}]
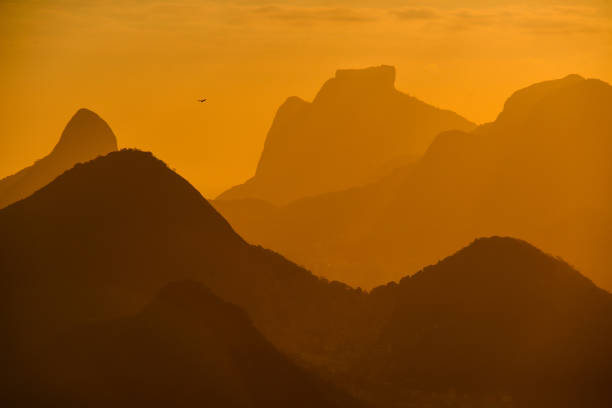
[
  {"xmin": 218, "ymin": 65, "xmax": 475, "ymax": 204},
  {"xmin": 214, "ymin": 74, "xmax": 612, "ymax": 291},
  {"xmin": 0, "ymin": 108, "xmax": 117, "ymax": 209}
]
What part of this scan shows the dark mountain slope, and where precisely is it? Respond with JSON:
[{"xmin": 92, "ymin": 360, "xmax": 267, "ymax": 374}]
[
  {"xmin": 365, "ymin": 237, "xmax": 612, "ymax": 407},
  {"xmin": 15, "ymin": 281, "xmax": 365, "ymax": 408},
  {"xmin": 3, "ymin": 149, "xmax": 612, "ymax": 407},
  {"xmin": 218, "ymin": 65, "xmax": 475, "ymax": 204},
  {"xmin": 0, "ymin": 108, "xmax": 117, "ymax": 209},
  {"xmin": 214, "ymin": 74, "xmax": 612, "ymax": 290},
  {"xmin": 0, "ymin": 149, "xmax": 384, "ymax": 391}
]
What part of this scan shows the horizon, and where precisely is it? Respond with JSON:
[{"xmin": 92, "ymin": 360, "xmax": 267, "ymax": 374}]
[{"xmin": 2, "ymin": 0, "xmax": 611, "ymax": 197}]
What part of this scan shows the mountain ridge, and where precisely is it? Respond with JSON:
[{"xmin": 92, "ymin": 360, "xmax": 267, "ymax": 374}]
[
  {"xmin": 362, "ymin": 236, "xmax": 612, "ymax": 407},
  {"xmin": 2, "ymin": 149, "xmax": 612, "ymax": 407},
  {"xmin": 217, "ymin": 65, "xmax": 475, "ymax": 204},
  {"xmin": 0, "ymin": 108, "xmax": 117, "ymax": 209},
  {"xmin": 214, "ymin": 73, "xmax": 612, "ymax": 290},
  {"xmin": 0, "ymin": 149, "xmax": 377, "ymax": 382}
]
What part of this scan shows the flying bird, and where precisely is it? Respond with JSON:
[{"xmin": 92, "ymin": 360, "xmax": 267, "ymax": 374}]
[{"xmin": 198, "ymin": 98, "xmax": 207, "ymax": 103}]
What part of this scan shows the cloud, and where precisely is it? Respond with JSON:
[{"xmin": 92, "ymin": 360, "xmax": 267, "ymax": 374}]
[
  {"xmin": 391, "ymin": 7, "xmax": 440, "ymax": 21},
  {"xmin": 241, "ymin": 3, "xmax": 609, "ymax": 35},
  {"xmin": 250, "ymin": 5, "xmax": 377, "ymax": 24},
  {"xmin": 516, "ymin": 16, "xmax": 603, "ymax": 35},
  {"xmin": 504, "ymin": 7, "xmax": 608, "ymax": 35},
  {"xmin": 8, "ymin": 1, "xmax": 610, "ymax": 37},
  {"xmin": 389, "ymin": 5, "xmax": 610, "ymax": 36},
  {"xmin": 552, "ymin": 6, "xmax": 600, "ymax": 18}
]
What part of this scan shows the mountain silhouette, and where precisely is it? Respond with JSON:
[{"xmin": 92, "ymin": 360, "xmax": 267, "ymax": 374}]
[
  {"xmin": 360, "ymin": 237, "xmax": 612, "ymax": 407},
  {"xmin": 214, "ymin": 74, "xmax": 612, "ymax": 290},
  {"xmin": 218, "ymin": 65, "xmax": 475, "ymax": 204},
  {"xmin": 15, "ymin": 281, "xmax": 365, "ymax": 408},
  {"xmin": 0, "ymin": 149, "xmax": 384, "ymax": 396},
  {"xmin": 2, "ymin": 149, "xmax": 612, "ymax": 407},
  {"xmin": 0, "ymin": 108, "xmax": 117, "ymax": 209}
]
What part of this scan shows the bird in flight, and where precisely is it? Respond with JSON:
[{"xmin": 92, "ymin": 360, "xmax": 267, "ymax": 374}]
[{"xmin": 198, "ymin": 98, "xmax": 207, "ymax": 103}]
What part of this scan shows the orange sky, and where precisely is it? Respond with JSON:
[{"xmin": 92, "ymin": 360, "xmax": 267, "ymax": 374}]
[{"xmin": 1, "ymin": 0, "xmax": 611, "ymax": 197}]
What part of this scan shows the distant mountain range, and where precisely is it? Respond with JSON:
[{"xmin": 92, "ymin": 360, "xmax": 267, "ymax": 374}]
[
  {"xmin": 0, "ymin": 108, "xmax": 117, "ymax": 209},
  {"xmin": 214, "ymin": 74, "xmax": 612, "ymax": 291},
  {"xmin": 2, "ymin": 149, "xmax": 611, "ymax": 407},
  {"xmin": 218, "ymin": 65, "xmax": 475, "ymax": 204}
]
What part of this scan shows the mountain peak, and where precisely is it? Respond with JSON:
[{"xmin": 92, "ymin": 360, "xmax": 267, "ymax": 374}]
[
  {"xmin": 404, "ymin": 236, "xmax": 598, "ymax": 294},
  {"xmin": 562, "ymin": 73, "xmax": 585, "ymax": 81},
  {"xmin": 2, "ymin": 148, "xmax": 243, "ymax": 256},
  {"xmin": 314, "ymin": 65, "xmax": 396, "ymax": 103},
  {"xmin": 51, "ymin": 108, "xmax": 117, "ymax": 158},
  {"xmin": 0, "ymin": 108, "xmax": 119, "ymax": 209},
  {"xmin": 218, "ymin": 65, "xmax": 474, "ymax": 204},
  {"xmin": 496, "ymin": 74, "xmax": 587, "ymax": 126},
  {"xmin": 334, "ymin": 65, "xmax": 396, "ymax": 88}
]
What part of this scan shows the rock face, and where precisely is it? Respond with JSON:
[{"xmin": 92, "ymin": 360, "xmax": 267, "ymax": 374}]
[
  {"xmin": 214, "ymin": 74, "xmax": 612, "ymax": 291},
  {"xmin": 0, "ymin": 108, "xmax": 117, "ymax": 209},
  {"xmin": 218, "ymin": 65, "xmax": 475, "ymax": 204}
]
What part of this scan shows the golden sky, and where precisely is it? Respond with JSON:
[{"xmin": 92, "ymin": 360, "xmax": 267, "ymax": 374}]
[{"xmin": 1, "ymin": 0, "xmax": 611, "ymax": 196}]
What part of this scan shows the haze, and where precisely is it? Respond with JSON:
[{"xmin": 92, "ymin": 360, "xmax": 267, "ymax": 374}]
[
  {"xmin": 4, "ymin": 2, "xmax": 612, "ymax": 405},
  {"xmin": 1, "ymin": 0, "xmax": 610, "ymax": 196}
]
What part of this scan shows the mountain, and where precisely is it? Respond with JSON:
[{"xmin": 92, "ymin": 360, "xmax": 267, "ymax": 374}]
[
  {"xmin": 2, "ymin": 149, "xmax": 612, "ymax": 407},
  {"xmin": 217, "ymin": 65, "xmax": 475, "ymax": 204},
  {"xmin": 213, "ymin": 160, "xmax": 413, "ymax": 287},
  {"xmin": 14, "ymin": 281, "xmax": 364, "ymax": 408},
  {"xmin": 359, "ymin": 237, "xmax": 612, "ymax": 408},
  {"xmin": 0, "ymin": 108, "xmax": 117, "ymax": 209},
  {"xmin": 214, "ymin": 74, "xmax": 612, "ymax": 290},
  {"xmin": 0, "ymin": 149, "xmax": 384, "ymax": 394}
]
